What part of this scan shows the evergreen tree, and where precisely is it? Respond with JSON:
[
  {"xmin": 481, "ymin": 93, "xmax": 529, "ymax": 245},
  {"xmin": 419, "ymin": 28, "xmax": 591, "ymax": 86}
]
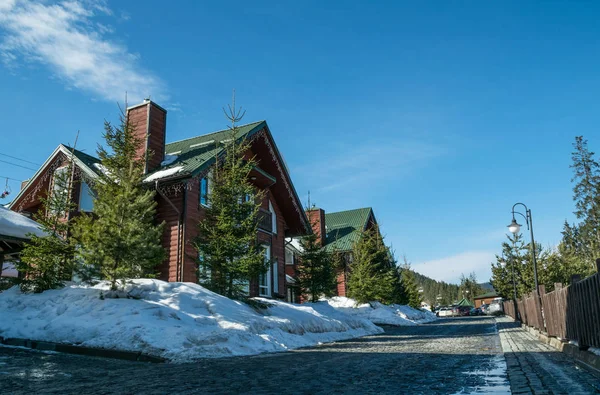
[
  {"xmin": 569, "ymin": 136, "xmax": 600, "ymax": 272},
  {"xmin": 193, "ymin": 100, "xmax": 267, "ymax": 299},
  {"xmin": 295, "ymin": 216, "xmax": 337, "ymax": 302},
  {"xmin": 73, "ymin": 109, "xmax": 165, "ymax": 291},
  {"xmin": 16, "ymin": 154, "xmax": 77, "ymax": 293},
  {"xmin": 347, "ymin": 226, "xmax": 395, "ymax": 304},
  {"xmin": 458, "ymin": 272, "xmax": 483, "ymax": 303},
  {"xmin": 398, "ymin": 263, "xmax": 421, "ymax": 308}
]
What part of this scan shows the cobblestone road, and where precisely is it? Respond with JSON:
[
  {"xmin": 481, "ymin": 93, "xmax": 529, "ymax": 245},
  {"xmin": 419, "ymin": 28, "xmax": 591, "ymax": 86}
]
[
  {"xmin": 0, "ymin": 316, "xmax": 597, "ymax": 394},
  {"xmin": 497, "ymin": 317, "xmax": 600, "ymax": 394},
  {"xmin": 1, "ymin": 317, "xmax": 508, "ymax": 394}
]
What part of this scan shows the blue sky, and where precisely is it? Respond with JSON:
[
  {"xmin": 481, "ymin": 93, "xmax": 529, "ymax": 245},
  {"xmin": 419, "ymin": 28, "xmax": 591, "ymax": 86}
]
[{"xmin": 1, "ymin": 0, "xmax": 598, "ymax": 284}]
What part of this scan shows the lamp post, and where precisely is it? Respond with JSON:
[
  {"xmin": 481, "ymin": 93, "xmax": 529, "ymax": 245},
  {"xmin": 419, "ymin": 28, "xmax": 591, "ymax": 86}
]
[{"xmin": 507, "ymin": 203, "xmax": 539, "ymax": 294}]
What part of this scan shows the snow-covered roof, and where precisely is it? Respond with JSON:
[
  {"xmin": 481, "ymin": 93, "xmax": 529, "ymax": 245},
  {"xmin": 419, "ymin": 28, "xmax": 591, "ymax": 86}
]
[{"xmin": 0, "ymin": 206, "xmax": 45, "ymax": 240}]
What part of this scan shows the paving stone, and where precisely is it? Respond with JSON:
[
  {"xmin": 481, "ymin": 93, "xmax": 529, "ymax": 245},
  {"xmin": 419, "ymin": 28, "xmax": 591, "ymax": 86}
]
[{"xmin": 496, "ymin": 317, "xmax": 600, "ymax": 394}]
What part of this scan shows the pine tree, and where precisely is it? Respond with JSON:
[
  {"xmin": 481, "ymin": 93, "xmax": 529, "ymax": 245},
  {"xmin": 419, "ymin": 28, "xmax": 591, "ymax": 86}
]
[
  {"xmin": 569, "ymin": 136, "xmax": 600, "ymax": 271},
  {"xmin": 295, "ymin": 217, "xmax": 337, "ymax": 302},
  {"xmin": 193, "ymin": 100, "xmax": 267, "ymax": 300},
  {"xmin": 73, "ymin": 109, "xmax": 165, "ymax": 291},
  {"xmin": 458, "ymin": 272, "xmax": 483, "ymax": 303},
  {"xmin": 397, "ymin": 259, "xmax": 421, "ymax": 308},
  {"xmin": 16, "ymin": 153, "xmax": 77, "ymax": 293},
  {"xmin": 347, "ymin": 226, "xmax": 395, "ymax": 304}
]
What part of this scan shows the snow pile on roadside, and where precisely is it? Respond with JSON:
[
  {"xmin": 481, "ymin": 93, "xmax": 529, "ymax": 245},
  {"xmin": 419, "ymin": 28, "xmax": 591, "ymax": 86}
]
[
  {"xmin": 0, "ymin": 280, "xmax": 380, "ymax": 362},
  {"xmin": 324, "ymin": 297, "xmax": 437, "ymax": 326}
]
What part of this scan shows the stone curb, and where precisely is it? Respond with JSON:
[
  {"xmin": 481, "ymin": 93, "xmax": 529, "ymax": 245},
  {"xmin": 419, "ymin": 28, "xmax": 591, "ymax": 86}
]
[
  {"xmin": 0, "ymin": 336, "xmax": 166, "ymax": 363},
  {"xmin": 514, "ymin": 321, "xmax": 600, "ymax": 373}
]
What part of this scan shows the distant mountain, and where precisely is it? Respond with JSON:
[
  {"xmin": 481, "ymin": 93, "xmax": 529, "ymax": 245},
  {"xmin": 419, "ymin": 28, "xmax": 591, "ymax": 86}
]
[{"xmin": 478, "ymin": 282, "xmax": 495, "ymax": 292}]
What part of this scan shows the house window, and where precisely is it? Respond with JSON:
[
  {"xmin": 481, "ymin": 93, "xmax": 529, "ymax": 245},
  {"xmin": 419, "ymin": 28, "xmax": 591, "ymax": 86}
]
[
  {"xmin": 50, "ymin": 167, "xmax": 69, "ymax": 215},
  {"xmin": 52, "ymin": 167, "xmax": 69, "ymax": 197},
  {"xmin": 269, "ymin": 200, "xmax": 277, "ymax": 234},
  {"xmin": 272, "ymin": 258, "xmax": 279, "ymax": 294},
  {"xmin": 285, "ymin": 248, "xmax": 294, "ymax": 265},
  {"xmin": 259, "ymin": 245, "xmax": 271, "ymax": 297},
  {"xmin": 79, "ymin": 181, "xmax": 95, "ymax": 212},
  {"xmin": 200, "ymin": 177, "xmax": 209, "ymax": 206}
]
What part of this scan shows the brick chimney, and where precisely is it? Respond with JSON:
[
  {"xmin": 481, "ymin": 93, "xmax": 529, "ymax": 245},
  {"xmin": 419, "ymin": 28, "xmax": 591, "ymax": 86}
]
[
  {"xmin": 126, "ymin": 100, "xmax": 167, "ymax": 173},
  {"xmin": 306, "ymin": 208, "xmax": 326, "ymax": 246}
]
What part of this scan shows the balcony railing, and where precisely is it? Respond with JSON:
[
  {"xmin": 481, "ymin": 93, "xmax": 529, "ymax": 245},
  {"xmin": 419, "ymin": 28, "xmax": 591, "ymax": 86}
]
[{"xmin": 258, "ymin": 209, "xmax": 272, "ymax": 233}]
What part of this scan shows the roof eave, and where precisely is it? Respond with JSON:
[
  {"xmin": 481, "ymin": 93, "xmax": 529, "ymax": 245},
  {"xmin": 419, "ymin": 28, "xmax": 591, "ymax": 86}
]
[{"xmin": 9, "ymin": 145, "xmax": 98, "ymax": 210}]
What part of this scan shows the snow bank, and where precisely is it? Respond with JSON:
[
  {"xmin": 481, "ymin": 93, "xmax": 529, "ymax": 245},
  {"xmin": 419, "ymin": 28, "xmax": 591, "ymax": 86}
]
[
  {"xmin": 0, "ymin": 280, "xmax": 380, "ymax": 362},
  {"xmin": 324, "ymin": 297, "xmax": 437, "ymax": 326},
  {"xmin": 0, "ymin": 206, "xmax": 45, "ymax": 239}
]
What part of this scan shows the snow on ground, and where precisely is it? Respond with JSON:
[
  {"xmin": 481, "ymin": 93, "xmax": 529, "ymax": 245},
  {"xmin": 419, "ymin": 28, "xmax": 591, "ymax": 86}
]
[
  {"xmin": 0, "ymin": 206, "xmax": 45, "ymax": 239},
  {"xmin": 0, "ymin": 280, "xmax": 381, "ymax": 362},
  {"xmin": 324, "ymin": 297, "xmax": 437, "ymax": 326}
]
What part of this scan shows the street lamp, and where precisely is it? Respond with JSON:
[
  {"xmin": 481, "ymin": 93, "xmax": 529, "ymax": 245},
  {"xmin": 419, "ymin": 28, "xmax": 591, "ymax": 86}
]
[{"xmin": 507, "ymin": 202, "xmax": 539, "ymax": 294}]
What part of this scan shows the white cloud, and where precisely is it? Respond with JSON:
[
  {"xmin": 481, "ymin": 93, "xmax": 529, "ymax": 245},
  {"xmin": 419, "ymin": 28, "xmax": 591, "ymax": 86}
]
[
  {"xmin": 296, "ymin": 140, "xmax": 446, "ymax": 193},
  {"xmin": 0, "ymin": 0, "xmax": 165, "ymax": 103},
  {"xmin": 412, "ymin": 250, "xmax": 496, "ymax": 285}
]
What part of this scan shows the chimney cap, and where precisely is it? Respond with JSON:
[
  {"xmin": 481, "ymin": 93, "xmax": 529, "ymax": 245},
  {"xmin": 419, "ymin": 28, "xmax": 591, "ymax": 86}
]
[{"xmin": 126, "ymin": 99, "xmax": 167, "ymax": 113}]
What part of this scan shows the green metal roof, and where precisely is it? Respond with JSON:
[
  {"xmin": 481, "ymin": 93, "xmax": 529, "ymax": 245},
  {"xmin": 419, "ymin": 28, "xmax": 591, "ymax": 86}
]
[
  {"xmin": 144, "ymin": 121, "xmax": 266, "ymax": 180},
  {"xmin": 456, "ymin": 298, "xmax": 473, "ymax": 307},
  {"xmin": 474, "ymin": 291, "xmax": 498, "ymax": 299},
  {"xmin": 323, "ymin": 207, "xmax": 373, "ymax": 252},
  {"xmin": 70, "ymin": 147, "xmax": 102, "ymax": 176}
]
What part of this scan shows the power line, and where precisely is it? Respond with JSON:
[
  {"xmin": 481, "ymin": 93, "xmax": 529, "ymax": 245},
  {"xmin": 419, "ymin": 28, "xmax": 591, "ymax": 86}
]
[
  {"xmin": 0, "ymin": 175, "xmax": 24, "ymax": 182},
  {"xmin": 0, "ymin": 159, "xmax": 37, "ymax": 172},
  {"xmin": 0, "ymin": 152, "xmax": 40, "ymax": 167}
]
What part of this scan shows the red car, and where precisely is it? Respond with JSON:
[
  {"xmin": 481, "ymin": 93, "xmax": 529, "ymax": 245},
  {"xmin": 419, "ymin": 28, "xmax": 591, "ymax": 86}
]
[{"xmin": 458, "ymin": 306, "xmax": 471, "ymax": 316}]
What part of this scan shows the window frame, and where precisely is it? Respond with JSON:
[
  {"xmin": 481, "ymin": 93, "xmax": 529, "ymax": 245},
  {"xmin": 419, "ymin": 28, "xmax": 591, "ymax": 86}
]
[
  {"xmin": 268, "ymin": 200, "xmax": 277, "ymax": 234},
  {"xmin": 259, "ymin": 245, "xmax": 272, "ymax": 297},
  {"xmin": 78, "ymin": 180, "xmax": 95, "ymax": 212}
]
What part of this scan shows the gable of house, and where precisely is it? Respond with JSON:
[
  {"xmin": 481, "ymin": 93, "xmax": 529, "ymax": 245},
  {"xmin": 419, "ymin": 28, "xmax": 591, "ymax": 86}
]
[{"xmin": 10, "ymin": 145, "xmax": 101, "ymax": 214}]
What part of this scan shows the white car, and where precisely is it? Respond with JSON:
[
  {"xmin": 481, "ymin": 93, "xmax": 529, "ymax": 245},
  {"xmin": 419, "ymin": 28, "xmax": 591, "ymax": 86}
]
[{"xmin": 437, "ymin": 307, "xmax": 453, "ymax": 317}]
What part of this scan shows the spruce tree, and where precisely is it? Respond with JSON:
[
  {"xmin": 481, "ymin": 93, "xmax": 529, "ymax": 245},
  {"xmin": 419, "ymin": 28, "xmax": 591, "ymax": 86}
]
[
  {"xmin": 569, "ymin": 136, "xmax": 600, "ymax": 271},
  {"xmin": 296, "ymin": 217, "xmax": 337, "ymax": 302},
  {"xmin": 16, "ymin": 154, "xmax": 77, "ymax": 293},
  {"xmin": 397, "ymin": 259, "xmax": 421, "ymax": 308},
  {"xmin": 193, "ymin": 100, "xmax": 267, "ymax": 299},
  {"xmin": 347, "ymin": 226, "xmax": 395, "ymax": 304},
  {"xmin": 73, "ymin": 110, "xmax": 165, "ymax": 291}
]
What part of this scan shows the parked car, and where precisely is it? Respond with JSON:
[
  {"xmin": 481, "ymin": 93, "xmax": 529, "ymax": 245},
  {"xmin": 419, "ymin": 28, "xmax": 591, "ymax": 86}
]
[
  {"xmin": 458, "ymin": 306, "xmax": 471, "ymax": 316},
  {"xmin": 480, "ymin": 303, "xmax": 489, "ymax": 314},
  {"xmin": 437, "ymin": 307, "xmax": 453, "ymax": 317},
  {"xmin": 488, "ymin": 298, "xmax": 504, "ymax": 315},
  {"xmin": 469, "ymin": 307, "xmax": 482, "ymax": 316}
]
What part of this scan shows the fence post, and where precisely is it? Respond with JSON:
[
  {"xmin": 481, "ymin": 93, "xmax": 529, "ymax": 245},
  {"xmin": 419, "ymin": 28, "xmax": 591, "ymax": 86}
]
[
  {"xmin": 538, "ymin": 285, "xmax": 546, "ymax": 331},
  {"xmin": 570, "ymin": 274, "xmax": 589, "ymax": 350},
  {"xmin": 596, "ymin": 258, "xmax": 600, "ymax": 273}
]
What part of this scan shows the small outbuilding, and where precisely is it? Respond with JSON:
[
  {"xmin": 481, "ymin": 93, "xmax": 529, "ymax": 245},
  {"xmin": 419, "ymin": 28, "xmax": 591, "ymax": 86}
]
[{"xmin": 473, "ymin": 291, "xmax": 499, "ymax": 308}]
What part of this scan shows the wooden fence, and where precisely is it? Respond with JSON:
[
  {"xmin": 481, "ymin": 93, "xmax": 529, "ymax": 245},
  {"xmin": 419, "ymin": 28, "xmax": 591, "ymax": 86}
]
[{"xmin": 503, "ymin": 260, "xmax": 600, "ymax": 349}]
